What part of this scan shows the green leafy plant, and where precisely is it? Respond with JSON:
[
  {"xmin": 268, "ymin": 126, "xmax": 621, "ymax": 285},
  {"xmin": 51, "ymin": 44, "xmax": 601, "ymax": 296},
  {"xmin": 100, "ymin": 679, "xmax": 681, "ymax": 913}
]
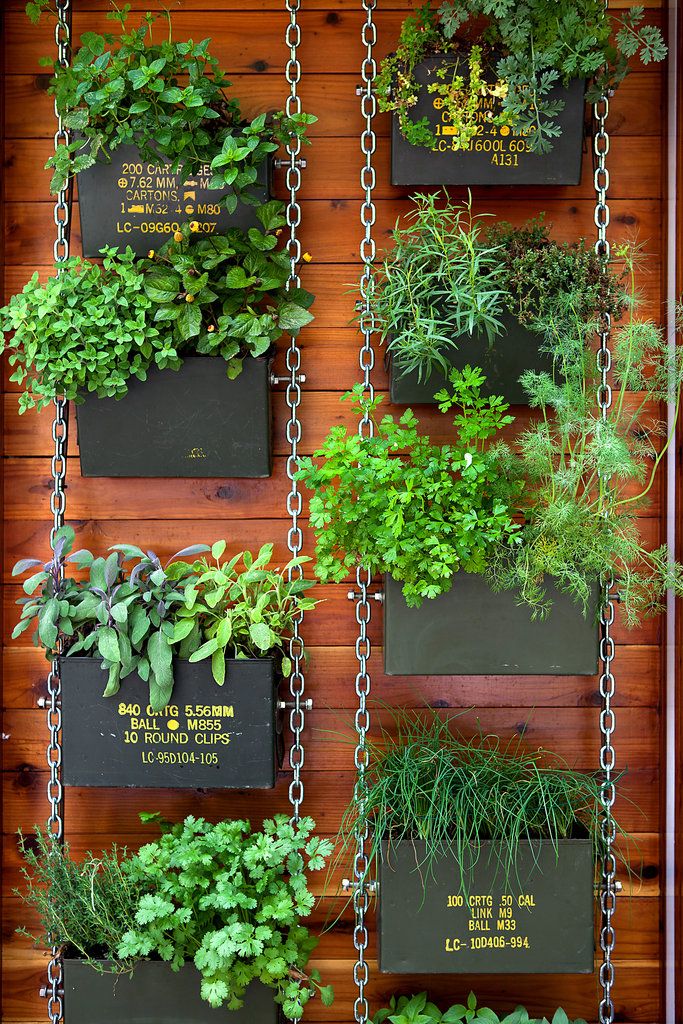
[
  {"xmin": 337, "ymin": 709, "xmax": 619, "ymax": 894},
  {"xmin": 378, "ymin": 0, "xmax": 666, "ymax": 153},
  {"xmin": 0, "ymin": 248, "xmax": 169, "ymax": 413},
  {"xmin": 372, "ymin": 993, "xmax": 586, "ymax": 1024},
  {"xmin": 372, "ymin": 193, "xmax": 626, "ymax": 383},
  {"xmin": 11, "ymin": 528, "xmax": 316, "ymax": 709},
  {"xmin": 16, "ymin": 828, "xmax": 141, "ymax": 963},
  {"xmin": 483, "ymin": 252, "xmax": 683, "ymax": 623},
  {"xmin": 142, "ymin": 213, "xmax": 314, "ymax": 378},
  {"xmin": 0, "ymin": 220, "xmax": 314, "ymax": 411},
  {"xmin": 297, "ymin": 367, "xmax": 520, "ymax": 606},
  {"xmin": 27, "ymin": 3, "xmax": 316, "ymax": 204},
  {"xmin": 16, "ymin": 814, "xmax": 334, "ymax": 1019}
]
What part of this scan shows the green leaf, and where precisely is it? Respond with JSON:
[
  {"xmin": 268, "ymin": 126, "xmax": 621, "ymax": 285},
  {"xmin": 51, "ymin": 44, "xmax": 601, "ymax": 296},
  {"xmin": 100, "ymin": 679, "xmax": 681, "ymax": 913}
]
[
  {"xmin": 249, "ymin": 621, "xmax": 274, "ymax": 651},
  {"xmin": 177, "ymin": 301, "xmax": 202, "ymax": 341},
  {"xmin": 97, "ymin": 625, "xmax": 121, "ymax": 663},
  {"xmin": 278, "ymin": 302, "xmax": 315, "ymax": 333}
]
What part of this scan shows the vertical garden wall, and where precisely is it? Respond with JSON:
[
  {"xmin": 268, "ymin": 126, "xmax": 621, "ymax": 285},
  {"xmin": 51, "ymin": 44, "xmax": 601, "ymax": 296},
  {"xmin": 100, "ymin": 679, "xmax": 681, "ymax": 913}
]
[{"xmin": 0, "ymin": 0, "xmax": 671, "ymax": 1023}]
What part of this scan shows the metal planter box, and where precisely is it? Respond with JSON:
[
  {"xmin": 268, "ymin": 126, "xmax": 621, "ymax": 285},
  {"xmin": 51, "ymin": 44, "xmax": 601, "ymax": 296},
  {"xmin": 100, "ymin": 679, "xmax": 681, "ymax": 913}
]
[
  {"xmin": 75, "ymin": 356, "xmax": 272, "ymax": 478},
  {"xmin": 77, "ymin": 143, "xmax": 271, "ymax": 257},
  {"xmin": 62, "ymin": 960, "xmax": 280, "ymax": 1023},
  {"xmin": 378, "ymin": 838, "xmax": 595, "ymax": 974},
  {"xmin": 391, "ymin": 56, "xmax": 585, "ymax": 186},
  {"xmin": 383, "ymin": 574, "xmax": 599, "ymax": 676},
  {"xmin": 389, "ymin": 311, "xmax": 551, "ymax": 405},
  {"xmin": 60, "ymin": 657, "xmax": 281, "ymax": 789}
]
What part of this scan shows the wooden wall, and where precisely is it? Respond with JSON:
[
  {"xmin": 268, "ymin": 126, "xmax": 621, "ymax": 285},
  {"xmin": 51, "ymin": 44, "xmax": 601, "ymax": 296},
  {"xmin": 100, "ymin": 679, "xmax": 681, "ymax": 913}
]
[{"xmin": 1, "ymin": 1, "xmax": 669, "ymax": 1022}]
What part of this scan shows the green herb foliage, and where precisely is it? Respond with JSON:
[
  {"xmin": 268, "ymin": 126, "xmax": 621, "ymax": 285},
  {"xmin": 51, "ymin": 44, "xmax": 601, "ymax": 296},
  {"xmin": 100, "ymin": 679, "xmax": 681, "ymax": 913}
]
[
  {"xmin": 12, "ymin": 528, "xmax": 315, "ymax": 709},
  {"xmin": 16, "ymin": 829, "xmax": 141, "ymax": 963},
  {"xmin": 142, "ymin": 213, "xmax": 314, "ymax": 379},
  {"xmin": 372, "ymin": 993, "xmax": 586, "ymax": 1024},
  {"xmin": 0, "ymin": 218, "xmax": 314, "ymax": 412},
  {"xmin": 297, "ymin": 367, "xmax": 520, "ymax": 606},
  {"xmin": 118, "ymin": 815, "xmax": 333, "ymax": 1017},
  {"xmin": 16, "ymin": 814, "xmax": 334, "ymax": 1020},
  {"xmin": 337, "ymin": 709, "xmax": 618, "ymax": 894},
  {"xmin": 484, "ymin": 252, "xmax": 683, "ymax": 623},
  {"xmin": 27, "ymin": 3, "xmax": 315, "ymax": 203},
  {"xmin": 377, "ymin": 1, "xmax": 666, "ymax": 153},
  {"xmin": 372, "ymin": 193, "xmax": 626, "ymax": 383},
  {"xmin": 0, "ymin": 249, "xmax": 168, "ymax": 413}
]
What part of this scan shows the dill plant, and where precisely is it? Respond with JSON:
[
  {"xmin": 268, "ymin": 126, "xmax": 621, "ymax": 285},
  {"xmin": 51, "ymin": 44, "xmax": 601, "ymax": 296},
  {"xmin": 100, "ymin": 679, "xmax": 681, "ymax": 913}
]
[
  {"xmin": 336, "ymin": 710, "xmax": 618, "ymax": 895},
  {"xmin": 484, "ymin": 247, "xmax": 683, "ymax": 623},
  {"xmin": 378, "ymin": 0, "xmax": 666, "ymax": 154}
]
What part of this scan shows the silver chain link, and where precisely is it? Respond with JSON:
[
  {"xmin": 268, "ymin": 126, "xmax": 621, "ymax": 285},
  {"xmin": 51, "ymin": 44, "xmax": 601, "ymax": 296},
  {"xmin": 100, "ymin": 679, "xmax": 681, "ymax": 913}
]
[
  {"xmin": 594, "ymin": 91, "xmax": 617, "ymax": 1024},
  {"xmin": 282, "ymin": 0, "xmax": 306, "ymax": 826},
  {"xmin": 46, "ymin": 3, "xmax": 71, "ymax": 1023},
  {"xmin": 352, "ymin": 4, "xmax": 377, "ymax": 1023}
]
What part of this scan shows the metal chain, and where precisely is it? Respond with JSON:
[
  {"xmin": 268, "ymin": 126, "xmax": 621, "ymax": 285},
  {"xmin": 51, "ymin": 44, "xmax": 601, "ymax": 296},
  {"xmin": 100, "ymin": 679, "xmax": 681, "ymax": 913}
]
[
  {"xmin": 352, "ymin": 5, "xmax": 377, "ymax": 1024},
  {"xmin": 45, "ymin": 3, "xmax": 72, "ymax": 1023},
  {"xmin": 594, "ymin": 91, "xmax": 617, "ymax": 1024},
  {"xmin": 282, "ymin": 0, "xmax": 306, "ymax": 826}
]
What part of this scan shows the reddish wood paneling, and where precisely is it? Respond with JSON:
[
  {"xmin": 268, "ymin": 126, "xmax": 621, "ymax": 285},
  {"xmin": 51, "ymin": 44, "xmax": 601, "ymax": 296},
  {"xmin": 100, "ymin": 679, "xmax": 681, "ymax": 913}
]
[{"xmin": 1, "ymin": 2, "xmax": 668, "ymax": 1022}]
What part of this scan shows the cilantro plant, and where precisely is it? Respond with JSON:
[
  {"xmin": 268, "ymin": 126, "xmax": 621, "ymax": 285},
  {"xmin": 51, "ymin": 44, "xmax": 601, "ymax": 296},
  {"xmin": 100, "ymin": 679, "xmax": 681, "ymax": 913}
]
[
  {"xmin": 297, "ymin": 367, "xmax": 520, "ymax": 607},
  {"xmin": 27, "ymin": 3, "xmax": 316, "ymax": 206},
  {"xmin": 16, "ymin": 814, "xmax": 334, "ymax": 1019},
  {"xmin": 372, "ymin": 193, "xmax": 625, "ymax": 383},
  {"xmin": 372, "ymin": 993, "xmax": 586, "ymax": 1024},
  {"xmin": 0, "ymin": 218, "xmax": 314, "ymax": 411},
  {"xmin": 378, "ymin": 0, "xmax": 666, "ymax": 153},
  {"xmin": 12, "ymin": 531, "xmax": 316, "ymax": 709}
]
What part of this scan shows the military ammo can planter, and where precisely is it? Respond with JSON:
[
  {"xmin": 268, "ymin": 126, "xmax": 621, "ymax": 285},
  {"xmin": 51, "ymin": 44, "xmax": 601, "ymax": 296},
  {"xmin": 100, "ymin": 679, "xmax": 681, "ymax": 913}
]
[
  {"xmin": 77, "ymin": 147, "xmax": 271, "ymax": 258},
  {"xmin": 60, "ymin": 657, "xmax": 282, "ymax": 789},
  {"xmin": 377, "ymin": 838, "xmax": 595, "ymax": 974},
  {"xmin": 390, "ymin": 56, "xmax": 586, "ymax": 187},
  {"xmin": 75, "ymin": 356, "xmax": 272, "ymax": 478},
  {"xmin": 389, "ymin": 311, "xmax": 552, "ymax": 405},
  {"xmin": 382, "ymin": 574, "xmax": 600, "ymax": 676},
  {"xmin": 61, "ymin": 962, "xmax": 280, "ymax": 1024}
]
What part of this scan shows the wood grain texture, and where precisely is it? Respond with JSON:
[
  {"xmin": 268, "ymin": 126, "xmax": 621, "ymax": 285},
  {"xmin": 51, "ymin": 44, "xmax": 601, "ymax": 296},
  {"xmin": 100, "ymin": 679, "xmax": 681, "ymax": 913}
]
[{"xmin": 0, "ymin": 2, "xmax": 668, "ymax": 1022}]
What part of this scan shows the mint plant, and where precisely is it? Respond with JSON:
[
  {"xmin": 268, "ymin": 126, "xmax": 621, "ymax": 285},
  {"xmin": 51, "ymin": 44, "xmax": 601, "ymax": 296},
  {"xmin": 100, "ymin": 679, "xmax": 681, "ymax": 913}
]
[
  {"xmin": 297, "ymin": 367, "xmax": 520, "ymax": 606},
  {"xmin": 12, "ymin": 530, "xmax": 316, "ymax": 709},
  {"xmin": 378, "ymin": 1, "xmax": 666, "ymax": 154},
  {"xmin": 0, "ymin": 219, "xmax": 314, "ymax": 411},
  {"xmin": 372, "ymin": 993, "xmax": 586, "ymax": 1024},
  {"xmin": 16, "ymin": 814, "xmax": 334, "ymax": 1020},
  {"xmin": 27, "ymin": 3, "xmax": 316, "ymax": 207}
]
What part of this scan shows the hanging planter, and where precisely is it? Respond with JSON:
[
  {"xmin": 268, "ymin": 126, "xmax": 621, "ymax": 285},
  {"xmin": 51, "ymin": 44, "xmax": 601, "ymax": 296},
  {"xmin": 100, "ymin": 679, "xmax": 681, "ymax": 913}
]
[
  {"xmin": 18, "ymin": 817, "xmax": 334, "ymax": 1020},
  {"xmin": 377, "ymin": 839, "xmax": 595, "ymax": 974},
  {"xmin": 78, "ymin": 147, "xmax": 271, "ymax": 258},
  {"xmin": 389, "ymin": 310, "xmax": 552, "ymax": 405},
  {"xmin": 60, "ymin": 656, "xmax": 282, "ymax": 789},
  {"xmin": 378, "ymin": 2, "xmax": 665, "ymax": 187},
  {"xmin": 75, "ymin": 356, "xmax": 273, "ymax": 478},
  {"xmin": 390, "ymin": 55, "xmax": 585, "ymax": 187},
  {"xmin": 62, "ymin": 962, "xmax": 279, "ymax": 1023},
  {"xmin": 382, "ymin": 574, "xmax": 599, "ymax": 676},
  {"xmin": 372, "ymin": 195, "xmax": 626, "ymax": 408},
  {"xmin": 12, "ymin": 532, "xmax": 318, "ymax": 788},
  {"xmin": 37, "ymin": 8, "xmax": 315, "ymax": 253}
]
